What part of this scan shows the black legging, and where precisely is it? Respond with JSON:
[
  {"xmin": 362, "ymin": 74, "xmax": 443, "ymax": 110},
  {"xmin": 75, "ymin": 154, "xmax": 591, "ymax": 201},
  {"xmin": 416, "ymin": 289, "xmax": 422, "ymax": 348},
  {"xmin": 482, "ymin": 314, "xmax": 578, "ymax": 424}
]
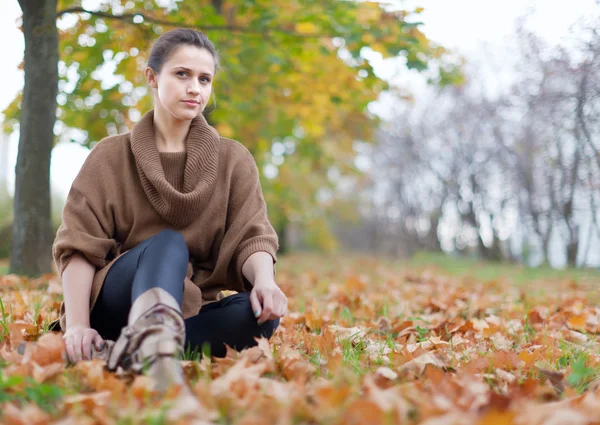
[{"xmin": 89, "ymin": 229, "xmax": 279, "ymax": 358}]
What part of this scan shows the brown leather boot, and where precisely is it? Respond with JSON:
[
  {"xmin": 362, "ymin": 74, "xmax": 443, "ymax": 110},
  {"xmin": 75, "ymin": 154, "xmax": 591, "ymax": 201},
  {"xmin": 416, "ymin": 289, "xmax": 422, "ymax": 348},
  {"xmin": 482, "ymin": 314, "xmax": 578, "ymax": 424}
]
[
  {"xmin": 91, "ymin": 339, "xmax": 115, "ymax": 362},
  {"xmin": 105, "ymin": 288, "xmax": 187, "ymax": 391}
]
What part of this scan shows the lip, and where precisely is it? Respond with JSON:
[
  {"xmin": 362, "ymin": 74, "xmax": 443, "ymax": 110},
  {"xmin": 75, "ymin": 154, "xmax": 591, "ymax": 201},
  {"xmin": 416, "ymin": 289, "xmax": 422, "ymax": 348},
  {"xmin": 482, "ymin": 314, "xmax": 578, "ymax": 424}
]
[{"xmin": 182, "ymin": 100, "xmax": 200, "ymax": 106}]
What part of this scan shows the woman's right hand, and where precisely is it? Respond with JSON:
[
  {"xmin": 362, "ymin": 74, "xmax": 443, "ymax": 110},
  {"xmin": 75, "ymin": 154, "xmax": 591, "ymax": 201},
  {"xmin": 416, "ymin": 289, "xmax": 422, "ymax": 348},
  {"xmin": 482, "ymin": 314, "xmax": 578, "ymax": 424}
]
[{"xmin": 62, "ymin": 325, "xmax": 105, "ymax": 363}]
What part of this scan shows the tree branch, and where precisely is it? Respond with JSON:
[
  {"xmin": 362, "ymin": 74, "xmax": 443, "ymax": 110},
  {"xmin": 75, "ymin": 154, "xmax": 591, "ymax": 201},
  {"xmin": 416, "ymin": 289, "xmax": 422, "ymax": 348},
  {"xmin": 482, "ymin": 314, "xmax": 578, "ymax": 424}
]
[{"xmin": 56, "ymin": 7, "xmax": 327, "ymax": 39}]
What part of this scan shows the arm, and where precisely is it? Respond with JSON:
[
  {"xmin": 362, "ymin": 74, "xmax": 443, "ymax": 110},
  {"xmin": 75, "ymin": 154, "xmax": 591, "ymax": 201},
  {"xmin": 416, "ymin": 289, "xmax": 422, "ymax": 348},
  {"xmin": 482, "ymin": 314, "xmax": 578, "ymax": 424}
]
[
  {"xmin": 226, "ymin": 144, "xmax": 285, "ymax": 322},
  {"xmin": 243, "ymin": 251, "xmax": 287, "ymax": 324},
  {"xmin": 61, "ymin": 253, "xmax": 95, "ymax": 328},
  {"xmin": 60, "ymin": 252, "xmax": 105, "ymax": 362},
  {"xmin": 225, "ymin": 143, "xmax": 279, "ymax": 290},
  {"xmin": 52, "ymin": 143, "xmax": 117, "ymax": 361},
  {"xmin": 53, "ymin": 142, "xmax": 118, "ymax": 286},
  {"xmin": 241, "ymin": 251, "xmax": 274, "ymax": 285}
]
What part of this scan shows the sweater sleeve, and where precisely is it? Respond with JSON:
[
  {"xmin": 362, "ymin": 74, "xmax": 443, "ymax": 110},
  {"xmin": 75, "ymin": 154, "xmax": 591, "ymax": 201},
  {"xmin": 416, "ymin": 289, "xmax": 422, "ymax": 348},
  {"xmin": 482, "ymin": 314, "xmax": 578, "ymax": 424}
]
[
  {"xmin": 52, "ymin": 144, "xmax": 118, "ymax": 277},
  {"xmin": 226, "ymin": 145, "xmax": 279, "ymax": 289}
]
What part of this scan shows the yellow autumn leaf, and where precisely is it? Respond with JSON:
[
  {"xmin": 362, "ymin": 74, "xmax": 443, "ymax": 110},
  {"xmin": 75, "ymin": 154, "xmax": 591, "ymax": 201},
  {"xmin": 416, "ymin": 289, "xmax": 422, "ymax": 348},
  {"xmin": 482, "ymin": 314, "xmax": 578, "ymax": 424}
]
[
  {"xmin": 1, "ymin": 253, "xmax": 600, "ymax": 422},
  {"xmin": 216, "ymin": 122, "xmax": 234, "ymax": 138},
  {"xmin": 567, "ymin": 313, "xmax": 587, "ymax": 329},
  {"xmin": 295, "ymin": 22, "xmax": 319, "ymax": 35},
  {"xmin": 362, "ymin": 33, "xmax": 376, "ymax": 44},
  {"xmin": 477, "ymin": 410, "xmax": 515, "ymax": 425}
]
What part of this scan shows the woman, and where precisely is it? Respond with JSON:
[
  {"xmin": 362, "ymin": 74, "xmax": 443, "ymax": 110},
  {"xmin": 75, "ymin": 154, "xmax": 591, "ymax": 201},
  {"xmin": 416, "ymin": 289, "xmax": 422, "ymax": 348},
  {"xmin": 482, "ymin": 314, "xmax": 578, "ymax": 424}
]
[{"xmin": 52, "ymin": 28, "xmax": 287, "ymax": 387}]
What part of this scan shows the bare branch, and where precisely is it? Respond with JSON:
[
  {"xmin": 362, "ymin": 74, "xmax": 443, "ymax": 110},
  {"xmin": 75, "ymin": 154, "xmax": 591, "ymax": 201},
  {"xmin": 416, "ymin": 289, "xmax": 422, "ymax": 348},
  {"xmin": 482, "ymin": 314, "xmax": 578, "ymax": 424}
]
[{"xmin": 56, "ymin": 6, "xmax": 327, "ymax": 39}]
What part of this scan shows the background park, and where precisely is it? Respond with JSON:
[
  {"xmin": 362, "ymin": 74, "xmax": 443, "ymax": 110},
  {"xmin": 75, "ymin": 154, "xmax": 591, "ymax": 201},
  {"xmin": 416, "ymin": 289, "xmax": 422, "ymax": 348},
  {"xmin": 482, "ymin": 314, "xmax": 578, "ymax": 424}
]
[{"xmin": 1, "ymin": 0, "xmax": 600, "ymax": 423}]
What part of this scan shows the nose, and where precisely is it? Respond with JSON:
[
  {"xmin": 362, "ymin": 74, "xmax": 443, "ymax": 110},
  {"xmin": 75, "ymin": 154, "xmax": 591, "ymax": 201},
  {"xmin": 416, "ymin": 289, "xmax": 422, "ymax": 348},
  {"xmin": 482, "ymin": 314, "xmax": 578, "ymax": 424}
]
[{"xmin": 187, "ymin": 81, "xmax": 200, "ymax": 95}]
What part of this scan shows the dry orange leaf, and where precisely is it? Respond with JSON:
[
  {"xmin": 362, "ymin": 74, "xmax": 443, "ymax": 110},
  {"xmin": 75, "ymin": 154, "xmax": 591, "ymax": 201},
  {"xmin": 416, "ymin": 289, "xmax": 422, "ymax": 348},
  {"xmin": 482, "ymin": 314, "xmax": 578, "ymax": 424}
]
[
  {"xmin": 1, "ymin": 254, "xmax": 600, "ymax": 424},
  {"xmin": 338, "ymin": 399, "xmax": 386, "ymax": 425},
  {"xmin": 397, "ymin": 351, "xmax": 448, "ymax": 379},
  {"xmin": 567, "ymin": 314, "xmax": 587, "ymax": 330},
  {"xmin": 477, "ymin": 409, "xmax": 515, "ymax": 425},
  {"xmin": 8, "ymin": 321, "xmax": 38, "ymax": 350},
  {"xmin": 304, "ymin": 298, "xmax": 324, "ymax": 331},
  {"xmin": 0, "ymin": 402, "xmax": 51, "ymax": 425}
]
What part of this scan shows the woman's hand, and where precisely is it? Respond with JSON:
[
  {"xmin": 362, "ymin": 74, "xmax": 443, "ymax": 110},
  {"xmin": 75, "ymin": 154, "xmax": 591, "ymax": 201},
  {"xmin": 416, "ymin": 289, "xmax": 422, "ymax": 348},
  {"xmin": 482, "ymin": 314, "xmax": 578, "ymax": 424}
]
[
  {"xmin": 250, "ymin": 279, "xmax": 288, "ymax": 325},
  {"xmin": 62, "ymin": 325, "xmax": 105, "ymax": 363}
]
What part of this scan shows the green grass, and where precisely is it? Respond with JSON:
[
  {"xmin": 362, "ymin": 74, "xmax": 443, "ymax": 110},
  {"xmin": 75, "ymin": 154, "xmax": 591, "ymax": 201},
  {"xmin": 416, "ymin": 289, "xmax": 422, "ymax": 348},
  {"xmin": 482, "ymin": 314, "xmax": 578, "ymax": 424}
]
[
  {"xmin": 0, "ymin": 367, "xmax": 65, "ymax": 415},
  {"xmin": 406, "ymin": 251, "xmax": 600, "ymax": 284},
  {"xmin": 1, "ymin": 250, "xmax": 600, "ymax": 421},
  {"xmin": 0, "ymin": 298, "xmax": 9, "ymax": 342},
  {"xmin": 1, "ymin": 249, "xmax": 598, "ymax": 282}
]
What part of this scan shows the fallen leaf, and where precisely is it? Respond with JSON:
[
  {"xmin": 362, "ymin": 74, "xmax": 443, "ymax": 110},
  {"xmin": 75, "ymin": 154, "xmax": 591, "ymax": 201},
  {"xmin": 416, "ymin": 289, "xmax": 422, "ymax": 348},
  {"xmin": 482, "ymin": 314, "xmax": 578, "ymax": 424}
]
[
  {"xmin": 397, "ymin": 351, "xmax": 448, "ymax": 379},
  {"xmin": 338, "ymin": 399, "xmax": 386, "ymax": 425},
  {"xmin": 477, "ymin": 409, "xmax": 515, "ymax": 425}
]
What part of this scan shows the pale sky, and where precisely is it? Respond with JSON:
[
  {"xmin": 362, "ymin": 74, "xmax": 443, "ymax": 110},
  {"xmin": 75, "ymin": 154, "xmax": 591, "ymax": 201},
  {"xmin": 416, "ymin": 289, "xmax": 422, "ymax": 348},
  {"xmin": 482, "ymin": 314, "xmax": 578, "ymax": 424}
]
[{"xmin": 0, "ymin": 0, "xmax": 598, "ymax": 200}]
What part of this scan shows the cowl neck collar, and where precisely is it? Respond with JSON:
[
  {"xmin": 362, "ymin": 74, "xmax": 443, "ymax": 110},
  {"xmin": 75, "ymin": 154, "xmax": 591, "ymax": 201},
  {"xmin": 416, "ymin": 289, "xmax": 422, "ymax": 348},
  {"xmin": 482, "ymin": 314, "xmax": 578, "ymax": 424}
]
[{"xmin": 130, "ymin": 110, "xmax": 221, "ymax": 228}]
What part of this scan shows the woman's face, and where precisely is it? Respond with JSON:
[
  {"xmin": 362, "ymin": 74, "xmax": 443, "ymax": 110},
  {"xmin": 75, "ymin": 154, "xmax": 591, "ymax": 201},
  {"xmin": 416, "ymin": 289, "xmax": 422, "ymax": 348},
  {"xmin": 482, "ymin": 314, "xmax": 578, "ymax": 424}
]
[{"xmin": 147, "ymin": 45, "xmax": 215, "ymax": 121}]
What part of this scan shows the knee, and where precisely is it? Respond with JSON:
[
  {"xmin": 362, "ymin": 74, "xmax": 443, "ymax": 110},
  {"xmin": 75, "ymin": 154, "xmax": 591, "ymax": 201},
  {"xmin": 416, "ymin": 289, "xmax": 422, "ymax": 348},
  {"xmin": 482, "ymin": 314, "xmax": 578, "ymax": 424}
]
[
  {"xmin": 225, "ymin": 293, "xmax": 280, "ymax": 339},
  {"xmin": 148, "ymin": 230, "xmax": 188, "ymax": 260},
  {"xmin": 152, "ymin": 229, "xmax": 186, "ymax": 247},
  {"xmin": 258, "ymin": 317, "xmax": 279, "ymax": 339},
  {"xmin": 240, "ymin": 296, "xmax": 280, "ymax": 338}
]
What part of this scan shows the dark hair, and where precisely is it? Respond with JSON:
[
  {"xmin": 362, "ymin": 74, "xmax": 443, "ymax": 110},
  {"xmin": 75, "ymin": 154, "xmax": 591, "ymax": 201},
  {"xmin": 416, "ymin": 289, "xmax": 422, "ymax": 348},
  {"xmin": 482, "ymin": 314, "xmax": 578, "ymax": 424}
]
[{"xmin": 147, "ymin": 28, "xmax": 220, "ymax": 74}]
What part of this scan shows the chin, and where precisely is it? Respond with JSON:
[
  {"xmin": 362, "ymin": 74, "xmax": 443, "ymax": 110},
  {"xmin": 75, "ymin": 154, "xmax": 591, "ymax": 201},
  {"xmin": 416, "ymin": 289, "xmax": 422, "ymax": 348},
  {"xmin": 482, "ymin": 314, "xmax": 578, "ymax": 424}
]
[{"xmin": 170, "ymin": 107, "xmax": 199, "ymax": 122}]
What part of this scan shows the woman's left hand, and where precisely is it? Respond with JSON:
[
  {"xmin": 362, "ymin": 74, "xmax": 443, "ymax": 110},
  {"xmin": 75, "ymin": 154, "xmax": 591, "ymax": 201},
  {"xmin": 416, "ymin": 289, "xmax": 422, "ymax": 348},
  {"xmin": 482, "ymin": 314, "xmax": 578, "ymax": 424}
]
[{"xmin": 250, "ymin": 279, "xmax": 288, "ymax": 325}]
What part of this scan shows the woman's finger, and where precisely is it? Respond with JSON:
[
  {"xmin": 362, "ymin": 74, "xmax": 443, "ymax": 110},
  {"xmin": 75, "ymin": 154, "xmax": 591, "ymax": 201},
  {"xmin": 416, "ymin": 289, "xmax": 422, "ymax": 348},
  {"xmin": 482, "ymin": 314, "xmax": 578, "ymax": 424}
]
[
  {"xmin": 275, "ymin": 305, "xmax": 287, "ymax": 318},
  {"xmin": 72, "ymin": 333, "xmax": 83, "ymax": 362},
  {"xmin": 93, "ymin": 333, "xmax": 105, "ymax": 351},
  {"xmin": 274, "ymin": 293, "xmax": 287, "ymax": 318},
  {"xmin": 258, "ymin": 292, "xmax": 273, "ymax": 324},
  {"xmin": 82, "ymin": 332, "xmax": 94, "ymax": 360},
  {"xmin": 64, "ymin": 335, "xmax": 75, "ymax": 363},
  {"xmin": 250, "ymin": 289, "xmax": 262, "ymax": 319}
]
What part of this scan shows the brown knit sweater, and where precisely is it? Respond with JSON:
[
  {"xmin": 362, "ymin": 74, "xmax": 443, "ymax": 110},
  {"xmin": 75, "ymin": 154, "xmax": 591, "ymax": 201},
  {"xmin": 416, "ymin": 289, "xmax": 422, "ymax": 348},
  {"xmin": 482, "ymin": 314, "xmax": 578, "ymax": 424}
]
[{"xmin": 52, "ymin": 110, "xmax": 279, "ymax": 331}]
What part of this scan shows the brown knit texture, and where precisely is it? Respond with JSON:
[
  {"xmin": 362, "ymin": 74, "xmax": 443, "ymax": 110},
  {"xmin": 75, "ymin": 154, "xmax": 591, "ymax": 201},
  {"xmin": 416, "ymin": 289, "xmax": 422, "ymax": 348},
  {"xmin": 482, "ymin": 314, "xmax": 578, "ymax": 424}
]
[
  {"xmin": 131, "ymin": 111, "xmax": 221, "ymax": 228},
  {"xmin": 160, "ymin": 152, "xmax": 187, "ymax": 192},
  {"xmin": 52, "ymin": 110, "xmax": 279, "ymax": 331}
]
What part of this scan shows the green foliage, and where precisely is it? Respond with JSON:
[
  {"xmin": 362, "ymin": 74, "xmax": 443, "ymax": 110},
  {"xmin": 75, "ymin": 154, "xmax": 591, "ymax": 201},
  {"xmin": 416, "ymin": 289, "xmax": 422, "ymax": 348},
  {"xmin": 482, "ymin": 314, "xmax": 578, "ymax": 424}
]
[
  {"xmin": 566, "ymin": 352, "xmax": 600, "ymax": 392},
  {"xmin": 3, "ymin": 0, "xmax": 461, "ymax": 252},
  {"xmin": 0, "ymin": 370, "xmax": 64, "ymax": 415},
  {"xmin": 183, "ymin": 341, "xmax": 212, "ymax": 361},
  {"xmin": 341, "ymin": 334, "xmax": 367, "ymax": 374},
  {"xmin": 0, "ymin": 297, "xmax": 9, "ymax": 341},
  {"xmin": 414, "ymin": 325, "xmax": 429, "ymax": 342}
]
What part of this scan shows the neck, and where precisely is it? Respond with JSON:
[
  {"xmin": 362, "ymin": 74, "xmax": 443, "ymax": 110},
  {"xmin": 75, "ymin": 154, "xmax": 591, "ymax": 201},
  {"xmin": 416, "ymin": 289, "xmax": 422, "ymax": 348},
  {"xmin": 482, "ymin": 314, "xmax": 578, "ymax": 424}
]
[{"xmin": 153, "ymin": 107, "xmax": 191, "ymax": 152}]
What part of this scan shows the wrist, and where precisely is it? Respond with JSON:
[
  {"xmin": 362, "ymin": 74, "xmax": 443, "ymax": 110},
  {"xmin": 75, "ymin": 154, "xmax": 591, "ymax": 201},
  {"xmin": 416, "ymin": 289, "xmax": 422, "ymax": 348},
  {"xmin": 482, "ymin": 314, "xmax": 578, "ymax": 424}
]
[
  {"xmin": 66, "ymin": 321, "xmax": 90, "ymax": 329},
  {"xmin": 253, "ymin": 277, "xmax": 276, "ymax": 287},
  {"xmin": 242, "ymin": 251, "xmax": 275, "ymax": 286}
]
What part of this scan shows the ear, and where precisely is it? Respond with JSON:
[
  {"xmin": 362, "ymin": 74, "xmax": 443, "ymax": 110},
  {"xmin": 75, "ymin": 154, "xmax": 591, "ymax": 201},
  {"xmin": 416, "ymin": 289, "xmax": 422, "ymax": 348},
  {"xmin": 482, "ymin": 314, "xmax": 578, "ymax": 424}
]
[{"xmin": 145, "ymin": 67, "xmax": 158, "ymax": 89}]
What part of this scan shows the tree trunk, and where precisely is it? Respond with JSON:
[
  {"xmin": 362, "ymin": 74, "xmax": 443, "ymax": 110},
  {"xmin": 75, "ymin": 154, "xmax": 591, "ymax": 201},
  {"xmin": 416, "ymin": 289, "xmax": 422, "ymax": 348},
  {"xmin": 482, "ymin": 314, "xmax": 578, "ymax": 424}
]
[
  {"xmin": 567, "ymin": 240, "xmax": 579, "ymax": 267},
  {"xmin": 424, "ymin": 210, "xmax": 442, "ymax": 252},
  {"xmin": 10, "ymin": 0, "xmax": 58, "ymax": 276}
]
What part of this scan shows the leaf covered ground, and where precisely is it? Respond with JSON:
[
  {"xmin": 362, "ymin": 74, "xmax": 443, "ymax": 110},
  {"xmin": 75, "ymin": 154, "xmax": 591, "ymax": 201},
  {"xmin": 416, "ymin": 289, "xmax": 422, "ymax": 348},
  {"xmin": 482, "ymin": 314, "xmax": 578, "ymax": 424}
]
[{"xmin": 1, "ymin": 253, "xmax": 600, "ymax": 424}]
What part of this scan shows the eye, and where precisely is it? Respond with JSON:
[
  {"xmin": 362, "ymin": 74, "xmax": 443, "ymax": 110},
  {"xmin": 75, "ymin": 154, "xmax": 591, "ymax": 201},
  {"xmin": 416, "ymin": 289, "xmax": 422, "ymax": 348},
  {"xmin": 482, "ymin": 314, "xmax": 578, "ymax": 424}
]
[
  {"xmin": 176, "ymin": 71, "xmax": 188, "ymax": 77},
  {"xmin": 200, "ymin": 76, "xmax": 212, "ymax": 84}
]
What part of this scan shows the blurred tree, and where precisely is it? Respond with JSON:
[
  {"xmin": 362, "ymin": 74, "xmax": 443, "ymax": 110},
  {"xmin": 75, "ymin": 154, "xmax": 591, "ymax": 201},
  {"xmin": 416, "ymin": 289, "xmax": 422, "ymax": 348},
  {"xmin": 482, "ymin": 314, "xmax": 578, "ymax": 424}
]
[
  {"xmin": 9, "ymin": 0, "xmax": 58, "ymax": 276},
  {"xmin": 5, "ymin": 0, "xmax": 460, "ymax": 275},
  {"xmin": 362, "ymin": 20, "xmax": 600, "ymax": 267}
]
